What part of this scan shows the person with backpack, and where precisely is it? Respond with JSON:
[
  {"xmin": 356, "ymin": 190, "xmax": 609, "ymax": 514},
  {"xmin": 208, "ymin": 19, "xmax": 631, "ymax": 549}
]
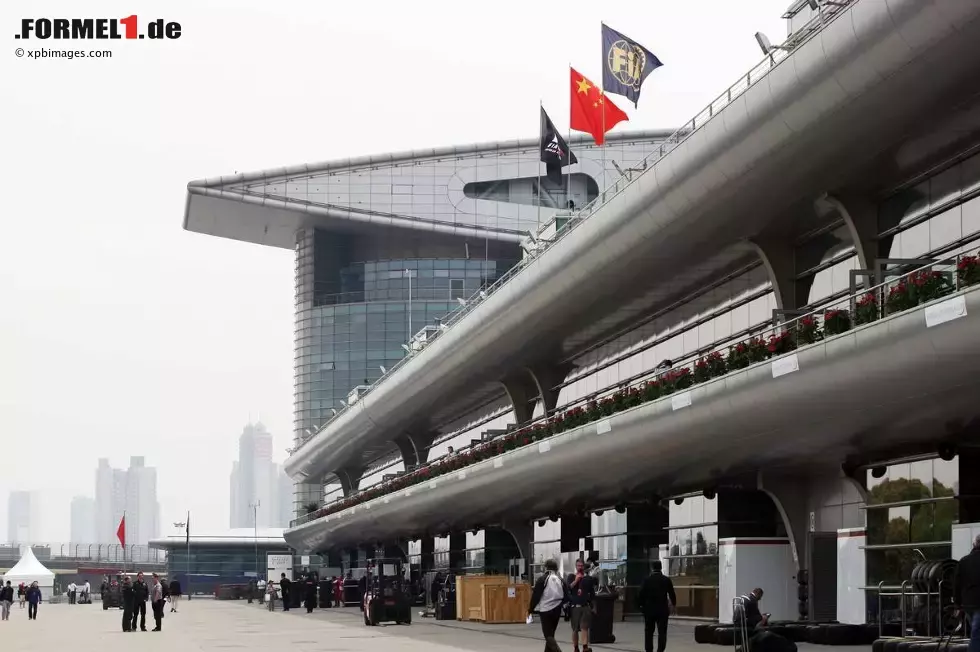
[{"xmin": 529, "ymin": 559, "xmax": 569, "ymax": 652}]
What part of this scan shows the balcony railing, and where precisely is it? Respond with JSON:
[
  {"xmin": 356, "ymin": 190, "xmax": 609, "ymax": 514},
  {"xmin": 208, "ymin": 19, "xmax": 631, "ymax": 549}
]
[
  {"xmin": 289, "ymin": 247, "xmax": 980, "ymax": 528},
  {"xmin": 289, "ymin": 0, "xmax": 857, "ymax": 456}
]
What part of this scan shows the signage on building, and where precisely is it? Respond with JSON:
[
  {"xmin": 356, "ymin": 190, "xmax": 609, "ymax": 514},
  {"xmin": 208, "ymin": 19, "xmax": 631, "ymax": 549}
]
[{"xmin": 267, "ymin": 553, "xmax": 293, "ymax": 582}]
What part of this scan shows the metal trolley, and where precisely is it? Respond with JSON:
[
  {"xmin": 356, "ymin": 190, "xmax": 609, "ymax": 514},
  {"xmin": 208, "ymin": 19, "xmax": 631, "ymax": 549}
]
[{"xmin": 732, "ymin": 596, "xmax": 752, "ymax": 652}]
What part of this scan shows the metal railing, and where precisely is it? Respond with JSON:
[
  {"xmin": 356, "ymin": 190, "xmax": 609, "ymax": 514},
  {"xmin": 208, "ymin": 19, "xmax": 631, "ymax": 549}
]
[
  {"xmin": 0, "ymin": 542, "xmax": 167, "ymax": 564},
  {"xmin": 289, "ymin": 247, "xmax": 980, "ymax": 528},
  {"xmin": 289, "ymin": 0, "xmax": 857, "ymax": 457}
]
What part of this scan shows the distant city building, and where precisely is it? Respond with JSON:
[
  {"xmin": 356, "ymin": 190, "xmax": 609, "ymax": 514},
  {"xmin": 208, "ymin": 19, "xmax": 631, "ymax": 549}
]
[
  {"xmin": 229, "ymin": 423, "xmax": 290, "ymax": 528},
  {"xmin": 6, "ymin": 491, "xmax": 39, "ymax": 544},
  {"xmin": 94, "ymin": 457, "xmax": 160, "ymax": 546},
  {"xmin": 70, "ymin": 496, "xmax": 96, "ymax": 543},
  {"xmin": 277, "ymin": 465, "xmax": 292, "ymax": 528}
]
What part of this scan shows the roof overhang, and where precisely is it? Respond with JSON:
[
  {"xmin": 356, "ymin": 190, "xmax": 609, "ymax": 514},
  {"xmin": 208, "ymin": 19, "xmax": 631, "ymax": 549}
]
[{"xmin": 182, "ymin": 129, "xmax": 675, "ymax": 249}]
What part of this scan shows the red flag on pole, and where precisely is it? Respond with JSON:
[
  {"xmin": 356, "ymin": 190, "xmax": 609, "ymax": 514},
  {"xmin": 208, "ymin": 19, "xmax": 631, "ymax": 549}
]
[
  {"xmin": 116, "ymin": 515, "xmax": 126, "ymax": 547},
  {"xmin": 569, "ymin": 67, "xmax": 628, "ymax": 146}
]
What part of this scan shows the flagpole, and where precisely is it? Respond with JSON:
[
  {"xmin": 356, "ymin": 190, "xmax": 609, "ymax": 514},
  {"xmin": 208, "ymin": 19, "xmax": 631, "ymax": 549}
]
[
  {"xmin": 567, "ymin": 63, "xmax": 572, "ymax": 212},
  {"xmin": 537, "ymin": 100, "xmax": 543, "ymax": 229}
]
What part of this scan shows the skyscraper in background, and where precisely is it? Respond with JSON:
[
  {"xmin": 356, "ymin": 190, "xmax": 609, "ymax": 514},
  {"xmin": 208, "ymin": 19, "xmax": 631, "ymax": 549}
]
[
  {"xmin": 94, "ymin": 457, "xmax": 159, "ymax": 545},
  {"xmin": 229, "ymin": 422, "xmax": 290, "ymax": 527},
  {"xmin": 278, "ymin": 465, "xmax": 292, "ymax": 527},
  {"xmin": 70, "ymin": 496, "xmax": 96, "ymax": 543},
  {"xmin": 6, "ymin": 491, "xmax": 39, "ymax": 544},
  {"xmin": 230, "ymin": 461, "xmax": 241, "ymax": 528}
]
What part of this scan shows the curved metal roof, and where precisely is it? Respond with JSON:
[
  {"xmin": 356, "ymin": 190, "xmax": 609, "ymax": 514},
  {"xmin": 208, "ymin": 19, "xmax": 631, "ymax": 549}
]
[
  {"xmin": 285, "ymin": 287, "xmax": 980, "ymax": 552},
  {"xmin": 285, "ymin": 0, "xmax": 980, "ymax": 484}
]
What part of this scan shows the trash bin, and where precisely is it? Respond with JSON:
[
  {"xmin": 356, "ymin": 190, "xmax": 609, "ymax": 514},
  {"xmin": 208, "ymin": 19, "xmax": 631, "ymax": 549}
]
[
  {"xmin": 591, "ymin": 593, "xmax": 617, "ymax": 644},
  {"xmin": 318, "ymin": 581, "xmax": 332, "ymax": 608}
]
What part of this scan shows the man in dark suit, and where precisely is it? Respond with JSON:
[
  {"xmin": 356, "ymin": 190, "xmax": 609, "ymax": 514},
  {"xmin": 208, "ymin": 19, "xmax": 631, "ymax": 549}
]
[{"xmin": 636, "ymin": 561, "xmax": 677, "ymax": 652}]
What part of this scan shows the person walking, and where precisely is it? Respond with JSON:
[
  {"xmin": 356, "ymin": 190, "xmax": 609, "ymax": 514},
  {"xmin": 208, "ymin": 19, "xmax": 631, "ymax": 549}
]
[
  {"xmin": 18, "ymin": 583, "xmax": 25, "ymax": 609},
  {"xmin": 169, "ymin": 578, "xmax": 181, "ymax": 612},
  {"xmin": 304, "ymin": 574, "xmax": 317, "ymax": 613},
  {"xmin": 279, "ymin": 573, "xmax": 292, "ymax": 612},
  {"xmin": 636, "ymin": 561, "xmax": 677, "ymax": 652},
  {"xmin": 529, "ymin": 559, "xmax": 569, "ymax": 652},
  {"xmin": 26, "ymin": 581, "xmax": 41, "ymax": 621},
  {"xmin": 1, "ymin": 580, "xmax": 13, "ymax": 621},
  {"xmin": 131, "ymin": 572, "xmax": 149, "ymax": 631},
  {"xmin": 121, "ymin": 576, "xmax": 135, "ymax": 632},
  {"xmin": 150, "ymin": 574, "xmax": 165, "ymax": 631},
  {"xmin": 568, "ymin": 558, "xmax": 597, "ymax": 652},
  {"xmin": 955, "ymin": 534, "xmax": 980, "ymax": 652},
  {"xmin": 266, "ymin": 580, "xmax": 277, "ymax": 612},
  {"xmin": 67, "ymin": 581, "xmax": 76, "ymax": 605}
]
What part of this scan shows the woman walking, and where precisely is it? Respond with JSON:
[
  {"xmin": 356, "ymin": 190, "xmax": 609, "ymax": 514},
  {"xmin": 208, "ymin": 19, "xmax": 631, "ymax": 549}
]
[
  {"xmin": 529, "ymin": 559, "xmax": 569, "ymax": 652},
  {"xmin": 26, "ymin": 581, "xmax": 41, "ymax": 620},
  {"xmin": 1, "ymin": 581, "xmax": 13, "ymax": 621},
  {"xmin": 266, "ymin": 580, "xmax": 277, "ymax": 612}
]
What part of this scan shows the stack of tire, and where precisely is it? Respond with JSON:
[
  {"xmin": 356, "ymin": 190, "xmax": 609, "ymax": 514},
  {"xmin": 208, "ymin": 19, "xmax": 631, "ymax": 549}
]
[
  {"xmin": 798, "ymin": 570, "xmax": 809, "ymax": 621},
  {"xmin": 872, "ymin": 639, "xmax": 969, "ymax": 652},
  {"xmin": 906, "ymin": 559, "xmax": 959, "ymax": 636},
  {"xmin": 696, "ymin": 622, "xmax": 879, "ymax": 646}
]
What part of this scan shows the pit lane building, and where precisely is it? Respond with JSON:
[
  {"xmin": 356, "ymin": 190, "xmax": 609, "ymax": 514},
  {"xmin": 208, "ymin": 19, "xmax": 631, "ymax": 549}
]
[{"xmin": 184, "ymin": 0, "xmax": 980, "ymax": 624}]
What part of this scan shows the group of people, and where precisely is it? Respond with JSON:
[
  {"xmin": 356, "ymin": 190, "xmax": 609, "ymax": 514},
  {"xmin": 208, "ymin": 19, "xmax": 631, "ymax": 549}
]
[
  {"xmin": 0, "ymin": 581, "xmax": 42, "ymax": 621},
  {"xmin": 529, "ymin": 558, "xmax": 677, "ymax": 652},
  {"xmin": 65, "ymin": 580, "xmax": 91, "ymax": 605},
  {"xmin": 257, "ymin": 568, "xmax": 350, "ymax": 614},
  {"xmin": 119, "ymin": 571, "xmax": 168, "ymax": 632}
]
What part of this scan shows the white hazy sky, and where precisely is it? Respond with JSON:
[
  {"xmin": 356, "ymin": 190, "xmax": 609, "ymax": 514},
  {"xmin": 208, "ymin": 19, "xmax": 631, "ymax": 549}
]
[{"xmin": 0, "ymin": 0, "xmax": 790, "ymax": 541}]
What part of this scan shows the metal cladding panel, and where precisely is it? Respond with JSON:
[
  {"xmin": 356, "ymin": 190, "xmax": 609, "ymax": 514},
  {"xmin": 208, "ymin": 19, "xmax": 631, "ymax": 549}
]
[
  {"xmin": 285, "ymin": 288, "xmax": 980, "ymax": 552},
  {"xmin": 285, "ymin": 0, "xmax": 980, "ymax": 483}
]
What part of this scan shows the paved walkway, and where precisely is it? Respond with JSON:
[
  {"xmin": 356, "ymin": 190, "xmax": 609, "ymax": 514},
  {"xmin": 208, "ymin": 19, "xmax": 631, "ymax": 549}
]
[{"xmin": 0, "ymin": 599, "xmax": 872, "ymax": 652}]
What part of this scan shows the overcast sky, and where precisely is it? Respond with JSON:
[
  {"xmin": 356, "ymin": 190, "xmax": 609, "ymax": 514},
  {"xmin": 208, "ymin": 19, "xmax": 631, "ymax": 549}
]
[{"xmin": 0, "ymin": 0, "xmax": 790, "ymax": 542}]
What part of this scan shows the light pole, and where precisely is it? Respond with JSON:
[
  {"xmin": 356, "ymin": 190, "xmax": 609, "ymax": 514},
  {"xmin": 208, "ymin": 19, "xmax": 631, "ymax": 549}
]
[
  {"xmin": 173, "ymin": 512, "xmax": 191, "ymax": 600},
  {"xmin": 404, "ymin": 269, "xmax": 415, "ymax": 342},
  {"xmin": 250, "ymin": 501, "xmax": 260, "ymax": 579}
]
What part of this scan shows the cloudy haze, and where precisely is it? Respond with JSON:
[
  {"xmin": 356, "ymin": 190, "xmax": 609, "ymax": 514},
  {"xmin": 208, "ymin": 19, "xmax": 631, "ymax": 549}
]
[{"xmin": 0, "ymin": 0, "xmax": 789, "ymax": 541}]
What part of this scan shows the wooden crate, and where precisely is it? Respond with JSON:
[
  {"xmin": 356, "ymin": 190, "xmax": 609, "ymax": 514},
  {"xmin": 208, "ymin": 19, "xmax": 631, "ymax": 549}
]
[
  {"xmin": 481, "ymin": 583, "xmax": 531, "ymax": 624},
  {"xmin": 456, "ymin": 575, "xmax": 510, "ymax": 621}
]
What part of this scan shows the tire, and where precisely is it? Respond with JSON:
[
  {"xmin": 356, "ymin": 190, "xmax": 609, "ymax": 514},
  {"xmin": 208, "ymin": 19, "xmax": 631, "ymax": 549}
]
[
  {"xmin": 715, "ymin": 627, "xmax": 736, "ymax": 646},
  {"xmin": 806, "ymin": 625, "xmax": 825, "ymax": 645},
  {"xmin": 695, "ymin": 624, "xmax": 717, "ymax": 644},
  {"xmin": 783, "ymin": 624, "xmax": 810, "ymax": 643}
]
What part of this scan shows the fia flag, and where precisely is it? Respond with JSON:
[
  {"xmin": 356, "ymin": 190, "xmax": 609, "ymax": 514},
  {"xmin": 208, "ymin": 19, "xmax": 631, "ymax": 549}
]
[
  {"xmin": 540, "ymin": 106, "xmax": 577, "ymax": 184},
  {"xmin": 601, "ymin": 24, "xmax": 662, "ymax": 107}
]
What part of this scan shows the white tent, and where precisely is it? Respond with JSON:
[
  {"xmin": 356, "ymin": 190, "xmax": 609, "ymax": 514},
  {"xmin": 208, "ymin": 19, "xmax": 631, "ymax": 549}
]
[{"xmin": 2, "ymin": 547, "xmax": 55, "ymax": 600}]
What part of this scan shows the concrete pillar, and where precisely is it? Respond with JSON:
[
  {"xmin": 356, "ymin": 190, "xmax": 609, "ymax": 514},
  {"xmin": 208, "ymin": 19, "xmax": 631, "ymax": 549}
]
[
  {"xmin": 393, "ymin": 432, "xmax": 435, "ymax": 469},
  {"xmin": 337, "ymin": 467, "xmax": 364, "ymax": 498},
  {"xmin": 485, "ymin": 528, "xmax": 521, "ymax": 575},
  {"xmin": 626, "ymin": 502, "xmax": 668, "ymax": 610},
  {"xmin": 560, "ymin": 513, "xmax": 591, "ymax": 553},
  {"xmin": 960, "ymin": 449, "xmax": 980, "ymax": 524},
  {"xmin": 448, "ymin": 533, "xmax": 466, "ymax": 572},
  {"xmin": 816, "ymin": 193, "xmax": 879, "ymax": 271},
  {"xmin": 527, "ymin": 364, "xmax": 573, "ymax": 416},
  {"xmin": 501, "ymin": 519, "xmax": 533, "ymax": 561},
  {"xmin": 757, "ymin": 472, "xmax": 809, "ymax": 572},
  {"xmin": 500, "ymin": 373, "xmax": 537, "ymax": 425},
  {"xmin": 748, "ymin": 237, "xmax": 798, "ymax": 312}
]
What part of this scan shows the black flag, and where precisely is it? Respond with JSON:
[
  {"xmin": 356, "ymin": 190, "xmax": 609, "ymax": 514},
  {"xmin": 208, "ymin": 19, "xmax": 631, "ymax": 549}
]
[
  {"xmin": 540, "ymin": 106, "xmax": 577, "ymax": 184},
  {"xmin": 601, "ymin": 24, "xmax": 662, "ymax": 107}
]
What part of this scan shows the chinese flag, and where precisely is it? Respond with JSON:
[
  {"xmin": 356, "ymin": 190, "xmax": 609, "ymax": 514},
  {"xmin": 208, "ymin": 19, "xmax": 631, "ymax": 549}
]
[
  {"xmin": 116, "ymin": 516, "xmax": 126, "ymax": 547},
  {"xmin": 570, "ymin": 67, "xmax": 628, "ymax": 146}
]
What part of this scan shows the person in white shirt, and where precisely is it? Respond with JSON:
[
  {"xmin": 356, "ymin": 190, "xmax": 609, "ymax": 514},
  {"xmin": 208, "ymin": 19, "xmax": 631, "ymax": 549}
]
[
  {"xmin": 529, "ymin": 559, "xmax": 568, "ymax": 652},
  {"xmin": 82, "ymin": 580, "xmax": 91, "ymax": 603},
  {"xmin": 67, "ymin": 582, "xmax": 76, "ymax": 605}
]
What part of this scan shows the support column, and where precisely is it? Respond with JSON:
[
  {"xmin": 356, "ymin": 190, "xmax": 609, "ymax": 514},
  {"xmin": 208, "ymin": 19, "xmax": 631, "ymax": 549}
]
[
  {"xmin": 817, "ymin": 193, "xmax": 879, "ymax": 271},
  {"xmin": 748, "ymin": 236, "xmax": 798, "ymax": 312},
  {"xmin": 485, "ymin": 527, "xmax": 521, "ymax": 576},
  {"xmin": 626, "ymin": 502, "xmax": 668, "ymax": 612},
  {"xmin": 337, "ymin": 467, "xmax": 364, "ymax": 498},
  {"xmin": 959, "ymin": 449, "xmax": 980, "ymax": 524},
  {"xmin": 756, "ymin": 472, "xmax": 809, "ymax": 572},
  {"xmin": 501, "ymin": 519, "xmax": 532, "ymax": 561},
  {"xmin": 393, "ymin": 432, "xmax": 435, "ymax": 470},
  {"xmin": 560, "ymin": 513, "xmax": 591, "ymax": 553},
  {"xmin": 527, "ymin": 363, "xmax": 573, "ymax": 416},
  {"xmin": 448, "ymin": 533, "xmax": 466, "ymax": 572},
  {"xmin": 500, "ymin": 373, "xmax": 537, "ymax": 425}
]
